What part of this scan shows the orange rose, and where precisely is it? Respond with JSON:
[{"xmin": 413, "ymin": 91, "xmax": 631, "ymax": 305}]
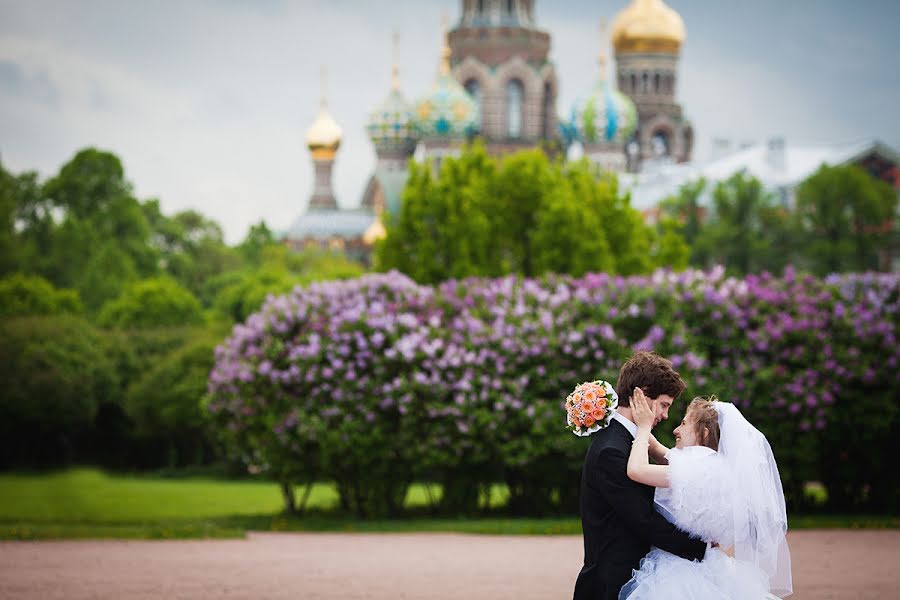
[
  {"xmin": 574, "ymin": 418, "xmax": 584, "ymax": 427},
  {"xmin": 596, "ymin": 388, "xmax": 606, "ymax": 397},
  {"xmin": 583, "ymin": 390, "xmax": 597, "ymax": 403},
  {"xmin": 583, "ymin": 416, "xmax": 596, "ymax": 427},
  {"xmin": 591, "ymin": 408, "xmax": 606, "ymax": 421},
  {"xmin": 581, "ymin": 400, "xmax": 596, "ymax": 413}
]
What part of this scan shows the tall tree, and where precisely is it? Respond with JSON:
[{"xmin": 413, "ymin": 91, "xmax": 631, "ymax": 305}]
[
  {"xmin": 659, "ymin": 178, "xmax": 709, "ymax": 267},
  {"xmin": 795, "ymin": 164, "xmax": 897, "ymax": 274},
  {"xmin": 705, "ymin": 173, "xmax": 780, "ymax": 275}
]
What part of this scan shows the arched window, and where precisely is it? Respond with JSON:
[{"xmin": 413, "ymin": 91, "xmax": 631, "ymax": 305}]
[
  {"xmin": 654, "ymin": 73, "xmax": 660, "ymax": 93},
  {"xmin": 642, "ymin": 72, "xmax": 648, "ymax": 94},
  {"xmin": 464, "ymin": 78, "xmax": 481, "ymax": 132},
  {"xmin": 477, "ymin": 0, "xmax": 484, "ymax": 16},
  {"xmin": 506, "ymin": 79, "xmax": 524, "ymax": 138},
  {"xmin": 464, "ymin": 78, "xmax": 481, "ymax": 113},
  {"xmin": 630, "ymin": 73, "xmax": 637, "ymax": 93},
  {"xmin": 651, "ymin": 130, "xmax": 670, "ymax": 157},
  {"xmin": 507, "ymin": 0, "xmax": 515, "ymax": 15}
]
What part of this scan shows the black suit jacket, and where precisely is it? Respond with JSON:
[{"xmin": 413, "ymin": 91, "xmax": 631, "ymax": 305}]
[{"xmin": 573, "ymin": 419, "xmax": 706, "ymax": 600}]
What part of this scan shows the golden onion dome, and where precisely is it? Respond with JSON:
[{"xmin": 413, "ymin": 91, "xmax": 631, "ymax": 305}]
[
  {"xmin": 306, "ymin": 66, "xmax": 343, "ymax": 160},
  {"xmin": 611, "ymin": 0, "xmax": 686, "ymax": 54},
  {"xmin": 305, "ymin": 106, "xmax": 342, "ymax": 160}
]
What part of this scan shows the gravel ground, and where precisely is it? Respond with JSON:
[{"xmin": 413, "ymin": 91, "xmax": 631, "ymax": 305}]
[{"xmin": 1, "ymin": 530, "xmax": 897, "ymax": 599}]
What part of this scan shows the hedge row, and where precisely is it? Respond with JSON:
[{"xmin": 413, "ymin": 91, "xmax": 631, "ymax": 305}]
[{"xmin": 207, "ymin": 269, "xmax": 899, "ymax": 516}]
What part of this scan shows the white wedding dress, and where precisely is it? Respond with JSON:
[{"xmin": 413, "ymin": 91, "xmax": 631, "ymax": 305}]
[{"xmin": 619, "ymin": 445, "xmax": 782, "ymax": 599}]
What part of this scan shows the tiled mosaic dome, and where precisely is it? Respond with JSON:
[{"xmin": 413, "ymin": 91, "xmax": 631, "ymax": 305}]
[
  {"xmin": 366, "ymin": 88, "xmax": 418, "ymax": 154},
  {"xmin": 413, "ymin": 72, "xmax": 479, "ymax": 139},
  {"xmin": 566, "ymin": 79, "xmax": 637, "ymax": 145}
]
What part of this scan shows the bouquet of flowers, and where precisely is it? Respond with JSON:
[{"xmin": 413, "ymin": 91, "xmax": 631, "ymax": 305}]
[{"xmin": 566, "ymin": 379, "xmax": 618, "ymax": 437}]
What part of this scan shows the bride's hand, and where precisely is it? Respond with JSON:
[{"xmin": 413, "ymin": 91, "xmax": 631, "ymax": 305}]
[{"xmin": 631, "ymin": 387, "xmax": 655, "ymax": 429}]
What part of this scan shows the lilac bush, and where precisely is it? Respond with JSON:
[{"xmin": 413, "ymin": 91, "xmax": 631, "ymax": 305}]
[{"xmin": 208, "ymin": 269, "xmax": 899, "ymax": 515}]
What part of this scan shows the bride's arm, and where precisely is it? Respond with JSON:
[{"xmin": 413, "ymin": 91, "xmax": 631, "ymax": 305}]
[
  {"xmin": 627, "ymin": 388, "xmax": 671, "ymax": 488},
  {"xmin": 648, "ymin": 434, "xmax": 669, "ymax": 465}
]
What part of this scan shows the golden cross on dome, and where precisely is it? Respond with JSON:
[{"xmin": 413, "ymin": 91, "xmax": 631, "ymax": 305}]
[
  {"xmin": 319, "ymin": 65, "xmax": 328, "ymax": 108},
  {"xmin": 391, "ymin": 31, "xmax": 401, "ymax": 91},
  {"xmin": 439, "ymin": 11, "xmax": 451, "ymax": 76},
  {"xmin": 598, "ymin": 18, "xmax": 609, "ymax": 82}
]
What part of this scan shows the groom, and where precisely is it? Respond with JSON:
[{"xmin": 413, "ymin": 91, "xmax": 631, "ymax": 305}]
[{"xmin": 573, "ymin": 351, "xmax": 707, "ymax": 600}]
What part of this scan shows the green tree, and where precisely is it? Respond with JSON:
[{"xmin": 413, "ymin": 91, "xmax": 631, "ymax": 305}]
[
  {"xmin": 659, "ymin": 178, "xmax": 709, "ymax": 267},
  {"xmin": 125, "ymin": 336, "xmax": 217, "ymax": 467},
  {"xmin": 490, "ymin": 149, "xmax": 554, "ymax": 276},
  {"xmin": 142, "ymin": 203, "xmax": 242, "ymax": 297},
  {"xmin": 565, "ymin": 161, "xmax": 654, "ymax": 275},
  {"xmin": 43, "ymin": 148, "xmax": 159, "ymax": 284},
  {"xmin": 795, "ymin": 164, "xmax": 897, "ymax": 274},
  {"xmin": 98, "ymin": 277, "xmax": 204, "ymax": 329},
  {"xmin": 78, "ymin": 242, "xmax": 139, "ymax": 312},
  {"xmin": 705, "ymin": 172, "xmax": 781, "ymax": 275},
  {"xmin": 377, "ymin": 145, "xmax": 660, "ymax": 282},
  {"xmin": 238, "ymin": 220, "xmax": 277, "ymax": 266},
  {"xmin": 531, "ymin": 175, "xmax": 614, "ymax": 276},
  {"xmin": 1, "ymin": 162, "xmax": 53, "ymax": 278},
  {"xmin": 650, "ymin": 217, "xmax": 691, "ymax": 271},
  {"xmin": 0, "ymin": 273, "xmax": 82, "ymax": 317},
  {"xmin": 0, "ymin": 315, "xmax": 118, "ymax": 466},
  {"xmin": 376, "ymin": 143, "xmax": 493, "ymax": 283}
]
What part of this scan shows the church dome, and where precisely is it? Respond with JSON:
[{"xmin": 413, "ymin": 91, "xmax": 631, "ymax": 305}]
[
  {"xmin": 567, "ymin": 79, "xmax": 637, "ymax": 145},
  {"xmin": 611, "ymin": 0, "xmax": 686, "ymax": 54},
  {"xmin": 306, "ymin": 106, "xmax": 342, "ymax": 159},
  {"xmin": 412, "ymin": 25, "xmax": 479, "ymax": 140},
  {"xmin": 368, "ymin": 89, "xmax": 418, "ymax": 154},
  {"xmin": 413, "ymin": 74, "xmax": 479, "ymax": 139}
]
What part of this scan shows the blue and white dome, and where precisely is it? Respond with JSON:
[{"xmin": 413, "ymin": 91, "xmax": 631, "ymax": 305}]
[
  {"xmin": 566, "ymin": 79, "xmax": 637, "ymax": 146},
  {"xmin": 414, "ymin": 72, "xmax": 479, "ymax": 140}
]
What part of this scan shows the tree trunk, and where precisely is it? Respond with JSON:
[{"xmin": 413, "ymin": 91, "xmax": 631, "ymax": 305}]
[
  {"xmin": 297, "ymin": 481, "xmax": 314, "ymax": 515},
  {"xmin": 279, "ymin": 481, "xmax": 297, "ymax": 515}
]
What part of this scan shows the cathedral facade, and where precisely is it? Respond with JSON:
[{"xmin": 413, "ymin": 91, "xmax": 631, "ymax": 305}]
[{"xmin": 286, "ymin": 0, "xmax": 694, "ymax": 258}]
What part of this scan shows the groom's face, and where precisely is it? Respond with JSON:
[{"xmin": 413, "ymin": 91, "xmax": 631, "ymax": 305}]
[{"xmin": 647, "ymin": 394, "xmax": 674, "ymax": 426}]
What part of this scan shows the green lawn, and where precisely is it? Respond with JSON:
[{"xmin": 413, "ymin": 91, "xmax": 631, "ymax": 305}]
[{"xmin": 1, "ymin": 469, "xmax": 896, "ymax": 540}]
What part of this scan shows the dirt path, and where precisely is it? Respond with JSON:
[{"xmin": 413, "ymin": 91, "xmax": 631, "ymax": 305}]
[{"xmin": 1, "ymin": 530, "xmax": 897, "ymax": 599}]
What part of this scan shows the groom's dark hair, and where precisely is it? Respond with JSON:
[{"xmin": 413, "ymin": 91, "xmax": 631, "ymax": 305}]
[{"xmin": 616, "ymin": 351, "xmax": 686, "ymax": 407}]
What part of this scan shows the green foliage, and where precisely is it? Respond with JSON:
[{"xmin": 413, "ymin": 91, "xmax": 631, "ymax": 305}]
[
  {"xmin": 704, "ymin": 172, "xmax": 783, "ymax": 275},
  {"xmin": 650, "ymin": 217, "xmax": 691, "ymax": 270},
  {"xmin": 0, "ymin": 273, "xmax": 82, "ymax": 317},
  {"xmin": 376, "ymin": 144, "xmax": 494, "ymax": 282},
  {"xmin": 795, "ymin": 164, "xmax": 897, "ymax": 275},
  {"xmin": 0, "ymin": 316, "xmax": 118, "ymax": 466},
  {"xmin": 376, "ymin": 145, "xmax": 665, "ymax": 282},
  {"xmin": 238, "ymin": 220, "xmax": 277, "ymax": 266},
  {"xmin": 211, "ymin": 247, "xmax": 365, "ymax": 323},
  {"xmin": 661, "ymin": 165, "xmax": 896, "ymax": 276},
  {"xmin": 77, "ymin": 242, "xmax": 139, "ymax": 312},
  {"xmin": 214, "ymin": 268, "xmax": 299, "ymax": 323},
  {"xmin": 124, "ymin": 336, "xmax": 218, "ymax": 467},
  {"xmin": 98, "ymin": 277, "xmax": 204, "ymax": 329}
]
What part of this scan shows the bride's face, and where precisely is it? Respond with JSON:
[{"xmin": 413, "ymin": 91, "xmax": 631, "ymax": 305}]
[{"xmin": 673, "ymin": 411, "xmax": 700, "ymax": 449}]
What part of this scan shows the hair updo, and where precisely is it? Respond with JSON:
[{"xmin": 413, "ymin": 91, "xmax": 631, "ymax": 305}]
[{"xmin": 688, "ymin": 396, "xmax": 720, "ymax": 451}]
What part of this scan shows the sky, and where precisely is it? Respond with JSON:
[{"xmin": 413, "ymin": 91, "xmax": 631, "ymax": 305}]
[{"xmin": 1, "ymin": 0, "xmax": 898, "ymax": 243}]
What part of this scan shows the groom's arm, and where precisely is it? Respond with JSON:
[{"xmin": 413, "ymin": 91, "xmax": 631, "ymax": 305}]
[{"xmin": 592, "ymin": 447, "xmax": 706, "ymax": 561}]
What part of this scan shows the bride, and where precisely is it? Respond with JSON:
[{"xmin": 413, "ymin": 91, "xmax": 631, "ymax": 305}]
[{"xmin": 620, "ymin": 390, "xmax": 793, "ymax": 599}]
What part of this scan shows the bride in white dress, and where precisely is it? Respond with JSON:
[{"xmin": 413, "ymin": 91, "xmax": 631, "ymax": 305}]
[{"xmin": 620, "ymin": 390, "xmax": 793, "ymax": 599}]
